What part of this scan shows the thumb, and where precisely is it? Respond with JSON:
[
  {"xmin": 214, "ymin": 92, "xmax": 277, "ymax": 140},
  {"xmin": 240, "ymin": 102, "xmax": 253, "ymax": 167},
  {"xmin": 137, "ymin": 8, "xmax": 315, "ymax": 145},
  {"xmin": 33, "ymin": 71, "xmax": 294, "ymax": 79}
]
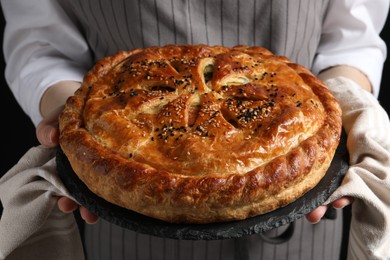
[
  {"xmin": 36, "ymin": 106, "xmax": 63, "ymax": 147},
  {"xmin": 36, "ymin": 123, "xmax": 59, "ymax": 147}
]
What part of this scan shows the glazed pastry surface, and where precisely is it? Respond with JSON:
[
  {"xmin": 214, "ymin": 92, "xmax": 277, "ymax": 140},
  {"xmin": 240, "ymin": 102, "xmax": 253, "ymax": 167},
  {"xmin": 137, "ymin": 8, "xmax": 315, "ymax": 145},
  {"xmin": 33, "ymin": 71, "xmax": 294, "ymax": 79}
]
[{"xmin": 59, "ymin": 45, "xmax": 342, "ymax": 223}]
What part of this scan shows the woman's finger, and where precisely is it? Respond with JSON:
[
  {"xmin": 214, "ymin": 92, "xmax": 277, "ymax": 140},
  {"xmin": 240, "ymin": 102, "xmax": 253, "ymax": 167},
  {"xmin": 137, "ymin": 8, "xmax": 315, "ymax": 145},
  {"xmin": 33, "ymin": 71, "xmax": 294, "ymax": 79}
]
[
  {"xmin": 79, "ymin": 206, "xmax": 99, "ymax": 224},
  {"xmin": 57, "ymin": 197, "xmax": 79, "ymax": 213},
  {"xmin": 305, "ymin": 205, "xmax": 328, "ymax": 224}
]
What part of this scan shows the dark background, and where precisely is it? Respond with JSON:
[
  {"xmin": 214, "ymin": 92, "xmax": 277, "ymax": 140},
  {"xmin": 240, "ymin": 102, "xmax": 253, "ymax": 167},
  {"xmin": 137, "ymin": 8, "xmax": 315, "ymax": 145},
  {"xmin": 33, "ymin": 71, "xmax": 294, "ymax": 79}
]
[
  {"xmin": 1, "ymin": 12, "xmax": 390, "ymax": 174},
  {"xmin": 0, "ymin": 13, "xmax": 38, "ymax": 175}
]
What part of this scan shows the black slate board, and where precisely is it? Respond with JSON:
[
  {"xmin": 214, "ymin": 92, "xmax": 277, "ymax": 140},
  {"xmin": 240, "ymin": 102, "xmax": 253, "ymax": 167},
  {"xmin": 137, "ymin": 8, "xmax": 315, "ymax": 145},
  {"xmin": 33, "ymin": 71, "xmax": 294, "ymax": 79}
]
[{"xmin": 56, "ymin": 132, "xmax": 348, "ymax": 241}]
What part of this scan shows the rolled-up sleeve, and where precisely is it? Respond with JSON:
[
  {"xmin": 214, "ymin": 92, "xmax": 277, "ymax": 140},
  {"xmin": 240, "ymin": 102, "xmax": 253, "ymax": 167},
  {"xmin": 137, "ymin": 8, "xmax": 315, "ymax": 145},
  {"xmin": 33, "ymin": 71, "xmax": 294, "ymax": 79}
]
[
  {"xmin": 312, "ymin": 0, "xmax": 389, "ymax": 97},
  {"xmin": 1, "ymin": 0, "xmax": 92, "ymax": 126}
]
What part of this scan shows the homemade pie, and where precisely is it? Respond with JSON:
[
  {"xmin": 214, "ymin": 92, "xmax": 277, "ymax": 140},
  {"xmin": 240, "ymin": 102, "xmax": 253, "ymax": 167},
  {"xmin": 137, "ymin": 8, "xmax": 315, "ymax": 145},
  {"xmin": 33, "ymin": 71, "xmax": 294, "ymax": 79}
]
[{"xmin": 58, "ymin": 44, "xmax": 342, "ymax": 224}]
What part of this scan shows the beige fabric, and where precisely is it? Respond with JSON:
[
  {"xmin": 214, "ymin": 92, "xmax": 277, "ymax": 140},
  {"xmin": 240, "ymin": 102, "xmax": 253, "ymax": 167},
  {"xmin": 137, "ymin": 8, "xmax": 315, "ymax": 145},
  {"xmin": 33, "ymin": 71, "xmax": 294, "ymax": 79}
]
[
  {"xmin": 0, "ymin": 146, "xmax": 84, "ymax": 260},
  {"xmin": 325, "ymin": 77, "xmax": 390, "ymax": 260}
]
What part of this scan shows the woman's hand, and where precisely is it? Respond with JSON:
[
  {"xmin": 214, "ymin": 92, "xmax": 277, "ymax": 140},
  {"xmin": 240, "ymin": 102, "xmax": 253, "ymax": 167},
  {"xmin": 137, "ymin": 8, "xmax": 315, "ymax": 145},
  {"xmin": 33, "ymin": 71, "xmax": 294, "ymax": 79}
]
[
  {"xmin": 303, "ymin": 65, "xmax": 369, "ymax": 224},
  {"xmin": 37, "ymin": 81, "xmax": 98, "ymax": 224},
  {"xmin": 305, "ymin": 196, "xmax": 353, "ymax": 224}
]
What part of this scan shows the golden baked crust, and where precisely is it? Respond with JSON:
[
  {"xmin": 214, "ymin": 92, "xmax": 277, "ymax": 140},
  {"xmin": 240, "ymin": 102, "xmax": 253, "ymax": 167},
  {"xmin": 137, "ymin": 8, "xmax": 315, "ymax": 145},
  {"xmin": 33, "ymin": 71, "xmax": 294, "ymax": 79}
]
[{"xmin": 59, "ymin": 44, "xmax": 342, "ymax": 224}]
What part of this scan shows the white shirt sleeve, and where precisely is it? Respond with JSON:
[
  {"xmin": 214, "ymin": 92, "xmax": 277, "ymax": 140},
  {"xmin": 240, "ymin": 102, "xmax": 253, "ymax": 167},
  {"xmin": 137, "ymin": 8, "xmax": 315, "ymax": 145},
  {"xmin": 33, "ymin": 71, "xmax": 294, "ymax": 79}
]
[
  {"xmin": 1, "ymin": 0, "xmax": 92, "ymax": 126},
  {"xmin": 312, "ymin": 0, "xmax": 389, "ymax": 97}
]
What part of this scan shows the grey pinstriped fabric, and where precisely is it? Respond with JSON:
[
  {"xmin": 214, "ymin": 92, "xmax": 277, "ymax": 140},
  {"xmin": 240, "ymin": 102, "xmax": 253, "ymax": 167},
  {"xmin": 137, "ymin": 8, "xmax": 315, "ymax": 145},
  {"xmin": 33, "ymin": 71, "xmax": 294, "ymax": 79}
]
[
  {"xmin": 59, "ymin": 0, "xmax": 343, "ymax": 259},
  {"xmin": 84, "ymin": 216, "xmax": 342, "ymax": 260},
  {"xmin": 63, "ymin": 0, "xmax": 329, "ymax": 69}
]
